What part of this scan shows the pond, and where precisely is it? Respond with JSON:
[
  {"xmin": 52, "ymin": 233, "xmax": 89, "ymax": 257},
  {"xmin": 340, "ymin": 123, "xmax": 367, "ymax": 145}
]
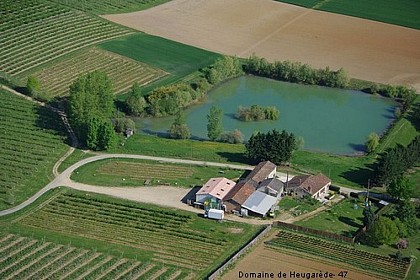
[{"xmin": 137, "ymin": 76, "xmax": 396, "ymax": 155}]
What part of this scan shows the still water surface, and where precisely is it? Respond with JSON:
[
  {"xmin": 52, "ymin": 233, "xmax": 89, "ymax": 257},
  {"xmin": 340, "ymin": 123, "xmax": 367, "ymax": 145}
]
[{"xmin": 138, "ymin": 76, "xmax": 396, "ymax": 155}]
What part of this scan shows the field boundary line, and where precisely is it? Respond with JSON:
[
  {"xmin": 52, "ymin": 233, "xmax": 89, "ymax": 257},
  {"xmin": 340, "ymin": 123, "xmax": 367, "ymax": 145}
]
[{"xmin": 238, "ymin": 9, "xmax": 312, "ymax": 57}]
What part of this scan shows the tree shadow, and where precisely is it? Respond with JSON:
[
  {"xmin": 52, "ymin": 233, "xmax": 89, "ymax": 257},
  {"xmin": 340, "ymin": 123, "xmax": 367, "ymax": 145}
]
[
  {"xmin": 340, "ymin": 229, "xmax": 357, "ymax": 238},
  {"xmin": 340, "ymin": 163, "xmax": 376, "ymax": 187},
  {"xmin": 35, "ymin": 106, "xmax": 70, "ymax": 145},
  {"xmin": 407, "ymin": 103, "xmax": 420, "ymax": 130},
  {"xmin": 338, "ymin": 216, "xmax": 362, "ymax": 229},
  {"xmin": 216, "ymin": 151, "xmax": 251, "ymax": 164},
  {"xmin": 348, "ymin": 143, "xmax": 367, "ymax": 153}
]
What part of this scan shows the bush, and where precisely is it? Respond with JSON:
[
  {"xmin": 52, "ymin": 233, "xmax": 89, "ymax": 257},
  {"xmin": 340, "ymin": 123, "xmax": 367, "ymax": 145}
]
[
  {"xmin": 236, "ymin": 105, "xmax": 279, "ymax": 121},
  {"xmin": 219, "ymin": 129, "xmax": 244, "ymax": 144},
  {"xmin": 114, "ymin": 118, "xmax": 135, "ymax": 133},
  {"xmin": 396, "ymin": 239, "xmax": 409, "ymax": 249}
]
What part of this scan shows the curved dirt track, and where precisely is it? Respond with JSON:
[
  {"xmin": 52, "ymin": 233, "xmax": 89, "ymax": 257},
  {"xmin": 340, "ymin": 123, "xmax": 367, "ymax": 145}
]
[{"xmin": 103, "ymin": 0, "xmax": 420, "ymax": 91}]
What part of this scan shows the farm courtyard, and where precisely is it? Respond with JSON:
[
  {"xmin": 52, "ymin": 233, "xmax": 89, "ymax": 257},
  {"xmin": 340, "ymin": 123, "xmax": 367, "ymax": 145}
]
[{"xmin": 103, "ymin": 0, "xmax": 420, "ymax": 91}]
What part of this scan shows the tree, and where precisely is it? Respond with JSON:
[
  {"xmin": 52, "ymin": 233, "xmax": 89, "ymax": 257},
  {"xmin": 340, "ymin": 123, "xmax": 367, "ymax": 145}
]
[
  {"xmin": 86, "ymin": 117, "xmax": 116, "ymax": 151},
  {"xmin": 362, "ymin": 206, "xmax": 375, "ymax": 230},
  {"xmin": 169, "ymin": 111, "xmax": 191, "ymax": 139},
  {"xmin": 367, "ymin": 216, "xmax": 399, "ymax": 246},
  {"xmin": 68, "ymin": 71, "xmax": 115, "ymax": 149},
  {"xmin": 365, "ymin": 132, "xmax": 379, "ymax": 153},
  {"xmin": 207, "ymin": 106, "xmax": 223, "ymax": 141},
  {"xmin": 396, "ymin": 200, "xmax": 418, "ymax": 235},
  {"xmin": 387, "ymin": 176, "xmax": 412, "ymax": 201},
  {"xmin": 246, "ymin": 129, "xmax": 298, "ymax": 165},
  {"xmin": 26, "ymin": 76, "xmax": 41, "ymax": 96},
  {"xmin": 126, "ymin": 83, "xmax": 147, "ymax": 116}
]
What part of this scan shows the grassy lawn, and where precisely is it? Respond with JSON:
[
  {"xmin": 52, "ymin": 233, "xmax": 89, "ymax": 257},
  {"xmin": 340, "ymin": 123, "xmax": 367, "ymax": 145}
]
[
  {"xmin": 291, "ymin": 150, "xmax": 375, "ymax": 188},
  {"xmin": 295, "ymin": 198, "xmax": 378, "ymax": 236},
  {"xmin": 57, "ymin": 149, "xmax": 95, "ymax": 173},
  {"xmin": 71, "ymin": 158, "xmax": 245, "ymax": 187},
  {"xmin": 112, "ymin": 133, "xmax": 249, "ymax": 164},
  {"xmin": 100, "ymin": 33, "xmax": 221, "ymax": 93},
  {"xmin": 277, "ymin": 196, "xmax": 321, "ymax": 216},
  {"xmin": 376, "ymin": 116, "xmax": 419, "ymax": 154},
  {"xmin": 1, "ymin": 187, "xmax": 261, "ymax": 279},
  {"xmin": 276, "ymin": 0, "xmax": 420, "ymax": 29}
]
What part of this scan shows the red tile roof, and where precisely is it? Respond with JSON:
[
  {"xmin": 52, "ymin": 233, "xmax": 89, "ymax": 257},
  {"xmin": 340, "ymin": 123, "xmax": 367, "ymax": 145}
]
[
  {"xmin": 288, "ymin": 173, "xmax": 331, "ymax": 195},
  {"xmin": 245, "ymin": 161, "xmax": 276, "ymax": 182}
]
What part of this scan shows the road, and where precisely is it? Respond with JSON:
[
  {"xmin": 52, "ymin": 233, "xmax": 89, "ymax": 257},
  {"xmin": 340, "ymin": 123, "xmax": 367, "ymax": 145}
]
[{"xmin": 0, "ymin": 151, "xmax": 366, "ymax": 221}]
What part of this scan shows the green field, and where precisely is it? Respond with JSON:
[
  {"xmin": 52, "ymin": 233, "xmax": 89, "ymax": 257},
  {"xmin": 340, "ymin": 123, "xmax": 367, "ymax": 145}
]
[
  {"xmin": 100, "ymin": 34, "xmax": 221, "ymax": 92},
  {"xmin": 295, "ymin": 199, "xmax": 378, "ymax": 236},
  {"xmin": 71, "ymin": 158, "xmax": 245, "ymax": 187},
  {"xmin": 52, "ymin": 0, "xmax": 170, "ymax": 14},
  {"xmin": 0, "ymin": 89, "xmax": 68, "ymax": 210},
  {"xmin": 0, "ymin": 0, "xmax": 133, "ymax": 77},
  {"xmin": 1, "ymin": 188, "xmax": 260, "ymax": 279},
  {"xmin": 266, "ymin": 229, "xmax": 410, "ymax": 279},
  {"xmin": 113, "ymin": 133, "xmax": 249, "ymax": 163},
  {"xmin": 276, "ymin": 0, "xmax": 420, "ymax": 29},
  {"xmin": 23, "ymin": 48, "xmax": 166, "ymax": 98}
]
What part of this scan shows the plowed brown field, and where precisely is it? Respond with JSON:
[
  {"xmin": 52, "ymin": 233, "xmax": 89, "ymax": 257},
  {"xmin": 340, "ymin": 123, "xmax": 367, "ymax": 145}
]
[
  {"xmin": 221, "ymin": 230, "xmax": 378, "ymax": 280},
  {"xmin": 103, "ymin": 0, "xmax": 420, "ymax": 91}
]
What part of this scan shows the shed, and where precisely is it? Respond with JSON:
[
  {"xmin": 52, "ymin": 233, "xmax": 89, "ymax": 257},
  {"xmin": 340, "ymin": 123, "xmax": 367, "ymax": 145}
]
[
  {"xmin": 257, "ymin": 177, "xmax": 284, "ymax": 198},
  {"xmin": 241, "ymin": 191, "xmax": 278, "ymax": 217}
]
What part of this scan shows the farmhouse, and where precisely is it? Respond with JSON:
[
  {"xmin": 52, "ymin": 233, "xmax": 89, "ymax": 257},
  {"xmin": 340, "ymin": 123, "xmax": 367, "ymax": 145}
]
[
  {"xmin": 222, "ymin": 180, "xmax": 256, "ymax": 213},
  {"xmin": 285, "ymin": 173, "xmax": 331, "ymax": 200},
  {"xmin": 223, "ymin": 161, "xmax": 279, "ymax": 214},
  {"xmin": 195, "ymin": 177, "xmax": 235, "ymax": 207}
]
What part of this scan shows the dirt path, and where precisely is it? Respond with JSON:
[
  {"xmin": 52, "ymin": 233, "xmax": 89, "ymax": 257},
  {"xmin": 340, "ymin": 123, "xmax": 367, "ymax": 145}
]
[
  {"xmin": 1, "ymin": 84, "xmax": 79, "ymax": 177},
  {"xmin": 103, "ymin": 0, "xmax": 420, "ymax": 91}
]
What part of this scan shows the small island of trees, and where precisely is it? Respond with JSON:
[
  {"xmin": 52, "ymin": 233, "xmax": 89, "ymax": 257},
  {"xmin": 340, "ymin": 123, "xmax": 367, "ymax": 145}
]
[{"xmin": 236, "ymin": 105, "xmax": 279, "ymax": 121}]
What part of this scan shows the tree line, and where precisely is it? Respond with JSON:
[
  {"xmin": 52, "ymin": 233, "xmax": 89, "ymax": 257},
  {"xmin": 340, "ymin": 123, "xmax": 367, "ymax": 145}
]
[
  {"xmin": 125, "ymin": 56, "xmax": 244, "ymax": 117},
  {"xmin": 374, "ymin": 135, "xmax": 420, "ymax": 185},
  {"xmin": 243, "ymin": 54, "xmax": 349, "ymax": 88}
]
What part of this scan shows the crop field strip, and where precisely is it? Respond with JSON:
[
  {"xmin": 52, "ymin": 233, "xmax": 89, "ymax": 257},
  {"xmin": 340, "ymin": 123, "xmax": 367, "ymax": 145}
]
[
  {"xmin": 16, "ymin": 192, "xmax": 250, "ymax": 277},
  {"xmin": 24, "ymin": 48, "xmax": 167, "ymax": 97},
  {"xmin": 51, "ymin": 0, "xmax": 170, "ymax": 14},
  {"xmin": 0, "ymin": 89, "xmax": 68, "ymax": 208},
  {"xmin": 97, "ymin": 161, "xmax": 194, "ymax": 180},
  {"xmin": 0, "ymin": 233, "xmax": 184, "ymax": 280},
  {"xmin": 0, "ymin": 0, "xmax": 133, "ymax": 76},
  {"xmin": 276, "ymin": 0, "xmax": 420, "ymax": 30},
  {"xmin": 266, "ymin": 230, "xmax": 409, "ymax": 279}
]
